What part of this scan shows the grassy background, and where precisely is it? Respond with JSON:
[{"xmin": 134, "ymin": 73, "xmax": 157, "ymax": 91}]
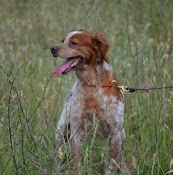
[{"xmin": 0, "ymin": 0, "xmax": 173, "ymax": 174}]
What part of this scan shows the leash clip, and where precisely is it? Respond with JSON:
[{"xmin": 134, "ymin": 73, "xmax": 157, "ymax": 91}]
[
  {"xmin": 118, "ymin": 85, "xmax": 129, "ymax": 92},
  {"xmin": 111, "ymin": 80, "xmax": 129, "ymax": 92}
]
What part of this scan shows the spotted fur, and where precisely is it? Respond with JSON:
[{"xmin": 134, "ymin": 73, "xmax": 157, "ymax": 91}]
[{"xmin": 51, "ymin": 30, "xmax": 129, "ymax": 174}]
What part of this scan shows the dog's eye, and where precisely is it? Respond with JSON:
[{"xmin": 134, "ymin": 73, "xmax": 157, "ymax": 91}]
[{"xmin": 71, "ymin": 41, "xmax": 78, "ymax": 45}]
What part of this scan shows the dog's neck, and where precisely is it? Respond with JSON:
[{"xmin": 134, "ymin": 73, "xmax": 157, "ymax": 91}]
[{"xmin": 75, "ymin": 61, "xmax": 114, "ymax": 87}]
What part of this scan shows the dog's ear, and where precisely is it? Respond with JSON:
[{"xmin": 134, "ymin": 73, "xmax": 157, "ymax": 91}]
[{"xmin": 92, "ymin": 33, "xmax": 110, "ymax": 63}]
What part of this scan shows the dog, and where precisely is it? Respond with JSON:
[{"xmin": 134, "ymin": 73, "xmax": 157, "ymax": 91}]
[{"xmin": 50, "ymin": 30, "xmax": 129, "ymax": 174}]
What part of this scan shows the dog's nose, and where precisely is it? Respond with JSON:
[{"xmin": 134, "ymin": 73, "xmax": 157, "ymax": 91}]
[{"xmin": 50, "ymin": 46, "xmax": 58, "ymax": 52}]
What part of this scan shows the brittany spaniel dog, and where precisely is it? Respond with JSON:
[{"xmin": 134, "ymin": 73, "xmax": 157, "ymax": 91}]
[{"xmin": 50, "ymin": 30, "xmax": 129, "ymax": 174}]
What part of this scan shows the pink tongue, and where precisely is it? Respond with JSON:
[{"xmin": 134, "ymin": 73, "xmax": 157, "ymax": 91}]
[{"xmin": 54, "ymin": 58, "xmax": 75, "ymax": 78}]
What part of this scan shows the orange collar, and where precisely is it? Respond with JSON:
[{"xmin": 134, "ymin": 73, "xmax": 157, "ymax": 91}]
[{"xmin": 85, "ymin": 80, "xmax": 116, "ymax": 88}]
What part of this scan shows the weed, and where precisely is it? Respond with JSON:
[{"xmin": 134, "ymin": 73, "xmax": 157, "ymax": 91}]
[{"xmin": 0, "ymin": 0, "xmax": 173, "ymax": 174}]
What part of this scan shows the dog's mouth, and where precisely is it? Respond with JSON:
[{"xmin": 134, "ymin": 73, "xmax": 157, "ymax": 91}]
[{"xmin": 54, "ymin": 56, "xmax": 83, "ymax": 78}]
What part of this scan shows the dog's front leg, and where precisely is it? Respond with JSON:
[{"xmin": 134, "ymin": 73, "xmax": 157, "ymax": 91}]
[
  {"xmin": 55, "ymin": 106, "xmax": 69, "ymax": 148},
  {"xmin": 108, "ymin": 130, "xmax": 129, "ymax": 174},
  {"xmin": 70, "ymin": 126, "xmax": 84, "ymax": 174}
]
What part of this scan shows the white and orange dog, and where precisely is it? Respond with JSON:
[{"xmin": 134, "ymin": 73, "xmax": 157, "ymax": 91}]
[{"xmin": 50, "ymin": 30, "xmax": 129, "ymax": 174}]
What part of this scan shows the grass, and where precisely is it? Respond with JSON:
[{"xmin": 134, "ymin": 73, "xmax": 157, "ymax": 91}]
[{"xmin": 0, "ymin": 0, "xmax": 173, "ymax": 174}]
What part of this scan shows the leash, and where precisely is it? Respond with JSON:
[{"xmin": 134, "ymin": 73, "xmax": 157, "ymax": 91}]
[
  {"xmin": 111, "ymin": 80, "xmax": 173, "ymax": 93},
  {"xmin": 86, "ymin": 80, "xmax": 173, "ymax": 93}
]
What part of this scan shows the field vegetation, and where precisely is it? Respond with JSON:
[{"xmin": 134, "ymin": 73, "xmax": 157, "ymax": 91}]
[{"xmin": 0, "ymin": 0, "xmax": 173, "ymax": 174}]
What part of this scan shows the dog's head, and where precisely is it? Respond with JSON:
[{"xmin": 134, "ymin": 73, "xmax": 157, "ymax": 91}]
[{"xmin": 50, "ymin": 30, "xmax": 110, "ymax": 78}]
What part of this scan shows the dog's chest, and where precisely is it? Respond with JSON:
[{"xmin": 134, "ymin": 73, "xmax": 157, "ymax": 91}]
[
  {"xmin": 85, "ymin": 88, "xmax": 117, "ymax": 113},
  {"xmin": 66, "ymin": 82, "xmax": 124, "ymax": 135},
  {"xmin": 68, "ymin": 83, "xmax": 116, "ymax": 114}
]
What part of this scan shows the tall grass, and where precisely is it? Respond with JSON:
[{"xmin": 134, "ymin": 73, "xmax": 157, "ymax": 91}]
[{"xmin": 0, "ymin": 0, "xmax": 173, "ymax": 174}]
